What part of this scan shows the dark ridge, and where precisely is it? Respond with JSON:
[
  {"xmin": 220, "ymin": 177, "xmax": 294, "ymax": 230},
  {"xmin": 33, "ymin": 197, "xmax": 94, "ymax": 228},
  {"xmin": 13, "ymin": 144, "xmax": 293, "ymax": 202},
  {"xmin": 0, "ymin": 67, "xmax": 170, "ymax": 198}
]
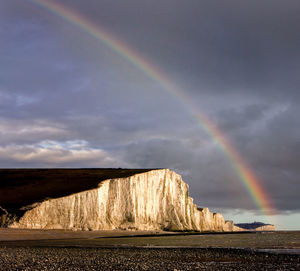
[
  {"xmin": 0, "ymin": 168, "xmax": 156, "ymax": 210},
  {"xmin": 235, "ymin": 222, "xmax": 273, "ymax": 229}
]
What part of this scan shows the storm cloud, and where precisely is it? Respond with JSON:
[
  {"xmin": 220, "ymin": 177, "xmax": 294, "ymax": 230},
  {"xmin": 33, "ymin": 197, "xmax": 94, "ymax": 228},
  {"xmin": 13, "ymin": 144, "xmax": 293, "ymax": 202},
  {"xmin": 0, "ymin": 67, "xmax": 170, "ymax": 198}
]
[{"xmin": 1, "ymin": 0, "xmax": 300, "ymax": 227}]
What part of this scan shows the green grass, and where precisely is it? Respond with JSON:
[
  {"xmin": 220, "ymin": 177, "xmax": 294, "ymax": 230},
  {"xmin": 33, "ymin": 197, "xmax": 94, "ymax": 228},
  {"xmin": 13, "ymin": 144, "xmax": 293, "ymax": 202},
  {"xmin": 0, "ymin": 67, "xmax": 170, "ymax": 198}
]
[{"xmin": 0, "ymin": 168, "xmax": 156, "ymax": 210}]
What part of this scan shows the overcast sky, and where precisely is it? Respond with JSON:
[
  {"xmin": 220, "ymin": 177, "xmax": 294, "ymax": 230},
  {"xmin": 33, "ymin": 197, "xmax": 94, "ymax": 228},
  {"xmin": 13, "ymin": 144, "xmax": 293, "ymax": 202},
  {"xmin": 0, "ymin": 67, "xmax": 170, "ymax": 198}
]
[{"xmin": 1, "ymin": 0, "xmax": 299, "ymax": 229}]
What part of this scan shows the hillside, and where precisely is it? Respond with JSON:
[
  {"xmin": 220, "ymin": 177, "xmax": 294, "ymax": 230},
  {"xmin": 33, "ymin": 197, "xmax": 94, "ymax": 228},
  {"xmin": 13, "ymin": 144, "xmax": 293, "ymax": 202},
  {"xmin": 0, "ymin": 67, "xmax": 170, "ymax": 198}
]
[{"xmin": 0, "ymin": 168, "xmax": 153, "ymax": 210}]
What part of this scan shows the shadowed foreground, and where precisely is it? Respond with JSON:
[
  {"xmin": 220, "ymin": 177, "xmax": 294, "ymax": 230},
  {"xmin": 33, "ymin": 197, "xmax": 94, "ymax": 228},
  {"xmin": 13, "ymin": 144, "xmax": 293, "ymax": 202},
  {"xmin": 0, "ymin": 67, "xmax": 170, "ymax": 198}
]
[
  {"xmin": 0, "ymin": 247, "xmax": 299, "ymax": 271},
  {"xmin": 0, "ymin": 231, "xmax": 299, "ymax": 270}
]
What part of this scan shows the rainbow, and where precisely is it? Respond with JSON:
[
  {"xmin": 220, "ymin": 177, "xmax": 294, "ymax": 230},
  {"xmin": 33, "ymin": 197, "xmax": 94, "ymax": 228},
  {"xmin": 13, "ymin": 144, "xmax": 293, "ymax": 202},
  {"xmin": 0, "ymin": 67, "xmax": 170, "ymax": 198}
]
[{"xmin": 28, "ymin": 0, "xmax": 275, "ymax": 216}]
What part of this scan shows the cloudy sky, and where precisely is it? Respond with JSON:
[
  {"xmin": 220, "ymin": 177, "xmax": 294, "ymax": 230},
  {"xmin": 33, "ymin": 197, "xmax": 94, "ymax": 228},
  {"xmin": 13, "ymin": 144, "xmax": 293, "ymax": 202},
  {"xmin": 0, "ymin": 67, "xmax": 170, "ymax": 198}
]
[{"xmin": 1, "ymin": 0, "xmax": 299, "ymax": 229}]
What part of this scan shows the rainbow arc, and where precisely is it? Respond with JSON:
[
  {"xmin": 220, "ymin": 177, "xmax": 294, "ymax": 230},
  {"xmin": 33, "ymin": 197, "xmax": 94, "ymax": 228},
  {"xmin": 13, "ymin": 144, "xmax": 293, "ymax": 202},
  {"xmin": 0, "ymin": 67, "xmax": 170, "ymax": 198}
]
[{"xmin": 28, "ymin": 0, "xmax": 275, "ymax": 216}]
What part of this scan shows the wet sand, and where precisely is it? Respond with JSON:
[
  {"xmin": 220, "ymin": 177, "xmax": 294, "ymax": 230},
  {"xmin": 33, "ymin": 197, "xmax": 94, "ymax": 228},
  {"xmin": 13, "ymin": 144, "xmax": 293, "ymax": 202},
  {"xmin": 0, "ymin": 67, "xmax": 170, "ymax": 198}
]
[{"xmin": 0, "ymin": 228, "xmax": 169, "ymax": 241}]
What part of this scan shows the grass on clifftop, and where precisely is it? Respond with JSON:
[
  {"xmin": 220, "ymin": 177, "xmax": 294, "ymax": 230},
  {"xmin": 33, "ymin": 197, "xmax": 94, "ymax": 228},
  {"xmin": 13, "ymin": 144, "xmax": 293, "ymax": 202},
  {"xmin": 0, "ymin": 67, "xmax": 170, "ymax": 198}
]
[{"xmin": 0, "ymin": 168, "xmax": 156, "ymax": 210}]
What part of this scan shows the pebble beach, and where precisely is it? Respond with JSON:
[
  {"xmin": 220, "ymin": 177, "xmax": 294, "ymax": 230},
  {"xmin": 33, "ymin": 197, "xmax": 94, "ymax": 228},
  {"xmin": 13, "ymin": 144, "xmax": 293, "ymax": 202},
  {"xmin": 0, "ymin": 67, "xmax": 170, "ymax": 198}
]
[{"xmin": 0, "ymin": 246, "xmax": 299, "ymax": 271}]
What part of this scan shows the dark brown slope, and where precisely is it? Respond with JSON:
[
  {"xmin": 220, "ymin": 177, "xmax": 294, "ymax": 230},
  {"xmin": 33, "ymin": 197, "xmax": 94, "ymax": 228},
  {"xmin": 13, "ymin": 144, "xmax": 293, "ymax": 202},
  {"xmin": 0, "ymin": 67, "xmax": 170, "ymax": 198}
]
[{"xmin": 0, "ymin": 169, "xmax": 154, "ymax": 211}]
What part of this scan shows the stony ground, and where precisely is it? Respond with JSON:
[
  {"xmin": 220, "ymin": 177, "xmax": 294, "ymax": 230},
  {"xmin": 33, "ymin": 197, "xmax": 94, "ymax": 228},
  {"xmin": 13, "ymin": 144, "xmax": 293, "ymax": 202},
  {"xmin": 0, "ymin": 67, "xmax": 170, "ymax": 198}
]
[{"xmin": 0, "ymin": 247, "xmax": 299, "ymax": 271}]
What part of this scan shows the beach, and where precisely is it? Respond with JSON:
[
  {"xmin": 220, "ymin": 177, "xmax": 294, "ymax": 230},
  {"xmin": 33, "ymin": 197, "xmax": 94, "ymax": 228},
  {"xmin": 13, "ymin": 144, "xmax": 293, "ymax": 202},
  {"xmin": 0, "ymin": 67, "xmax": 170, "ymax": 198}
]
[{"xmin": 0, "ymin": 229, "xmax": 299, "ymax": 270}]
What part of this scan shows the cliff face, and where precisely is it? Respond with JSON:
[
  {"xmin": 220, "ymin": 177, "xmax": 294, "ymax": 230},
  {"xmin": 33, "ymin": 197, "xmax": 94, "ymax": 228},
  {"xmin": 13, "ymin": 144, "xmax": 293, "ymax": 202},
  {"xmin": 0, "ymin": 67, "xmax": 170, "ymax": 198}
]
[
  {"xmin": 9, "ymin": 169, "xmax": 233, "ymax": 232},
  {"xmin": 254, "ymin": 225, "xmax": 275, "ymax": 231},
  {"xmin": 234, "ymin": 222, "xmax": 275, "ymax": 231}
]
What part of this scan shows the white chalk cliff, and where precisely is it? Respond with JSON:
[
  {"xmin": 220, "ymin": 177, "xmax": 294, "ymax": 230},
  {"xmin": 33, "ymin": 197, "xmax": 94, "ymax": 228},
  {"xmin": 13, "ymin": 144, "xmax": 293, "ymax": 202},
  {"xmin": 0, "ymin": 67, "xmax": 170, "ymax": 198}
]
[
  {"xmin": 9, "ymin": 169, "xmax": 233, "ymax": 231},
  {"xmin": 234, "ymin": 222, "xmax": 275, "ymax": 231}
]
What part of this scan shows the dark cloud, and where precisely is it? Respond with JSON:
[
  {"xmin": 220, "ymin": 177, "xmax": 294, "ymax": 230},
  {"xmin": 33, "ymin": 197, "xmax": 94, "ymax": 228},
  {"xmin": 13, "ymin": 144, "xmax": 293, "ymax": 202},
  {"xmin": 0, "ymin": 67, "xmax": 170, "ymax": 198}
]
[
  {"xmin": 213, "ymin": 103, "xmax": 300, "ymax": 211},
  {"xmin": 0, "ymin": 0, "xmax": 300, "ymax": 225},
  {"xmin": 215, "ymin": 104, "xmax": 269, "ymax": 133}
]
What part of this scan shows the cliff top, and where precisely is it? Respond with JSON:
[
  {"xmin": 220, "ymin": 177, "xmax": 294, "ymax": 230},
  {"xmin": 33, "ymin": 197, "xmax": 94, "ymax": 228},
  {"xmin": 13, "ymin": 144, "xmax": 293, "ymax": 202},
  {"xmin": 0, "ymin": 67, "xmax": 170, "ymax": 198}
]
[{"xmin": 0, "ymin": 168, "xmax": 157, "ymax": 210}]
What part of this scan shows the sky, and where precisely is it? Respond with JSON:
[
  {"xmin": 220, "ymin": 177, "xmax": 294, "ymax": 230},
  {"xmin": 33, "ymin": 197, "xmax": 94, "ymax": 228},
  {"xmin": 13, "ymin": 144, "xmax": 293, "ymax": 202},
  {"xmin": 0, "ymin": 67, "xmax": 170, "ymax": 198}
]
[{"xmin": 0, "ymin": 0, "xmax": 299, "ymax": 230}]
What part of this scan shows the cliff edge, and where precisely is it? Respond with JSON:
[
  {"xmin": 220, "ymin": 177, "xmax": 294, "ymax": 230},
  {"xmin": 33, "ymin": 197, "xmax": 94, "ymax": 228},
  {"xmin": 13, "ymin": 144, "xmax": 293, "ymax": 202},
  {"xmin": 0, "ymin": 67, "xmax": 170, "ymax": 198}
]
[{"xmin": 1, "ymin": 168, "xmax": 233, "ymax": 231}]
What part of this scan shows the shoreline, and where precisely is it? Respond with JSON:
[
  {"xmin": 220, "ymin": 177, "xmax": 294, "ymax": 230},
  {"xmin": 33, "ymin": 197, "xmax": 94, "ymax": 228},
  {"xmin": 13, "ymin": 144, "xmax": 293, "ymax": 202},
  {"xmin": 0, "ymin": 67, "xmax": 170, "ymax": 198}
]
[
  {"xmin": 0, "ymin": 228, "xmax": 276, "ymax": 241},
  {"xmin": 0, "ymin": 229, "xmax": 299, "ymax": 251}
]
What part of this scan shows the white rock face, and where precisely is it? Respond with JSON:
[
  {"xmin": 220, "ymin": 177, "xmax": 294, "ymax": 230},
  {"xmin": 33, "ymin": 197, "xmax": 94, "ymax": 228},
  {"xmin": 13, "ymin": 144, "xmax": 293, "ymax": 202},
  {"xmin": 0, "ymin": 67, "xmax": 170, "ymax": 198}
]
[
  {"xmin": 9, "ymin": 169, "xmax": 233, "ymax": 231},
  {"xmin": 234, "ymin": 224, "xmax": 275, "ymax": 231}
]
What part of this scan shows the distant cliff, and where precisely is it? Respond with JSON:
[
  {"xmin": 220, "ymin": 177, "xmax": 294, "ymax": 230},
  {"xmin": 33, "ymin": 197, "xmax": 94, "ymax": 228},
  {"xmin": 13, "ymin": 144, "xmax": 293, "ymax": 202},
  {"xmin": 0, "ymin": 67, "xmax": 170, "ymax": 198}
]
[
  {"xmin": 1, "ymin": 169, "xmax": 233, "ymax": 231},
  {"xmin": 234, "ymin": 222, "xmax": 275, "ymax": 231}
]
